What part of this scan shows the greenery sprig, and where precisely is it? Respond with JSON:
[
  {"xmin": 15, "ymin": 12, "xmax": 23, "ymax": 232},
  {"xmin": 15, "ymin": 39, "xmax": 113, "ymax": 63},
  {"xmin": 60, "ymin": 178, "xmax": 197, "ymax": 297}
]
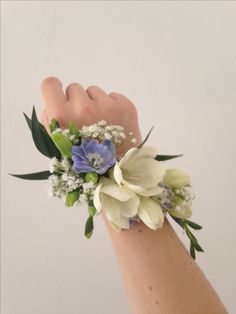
[{"xmin": 170, "ymin": 215, "xmax": 204, "ymax": 259}]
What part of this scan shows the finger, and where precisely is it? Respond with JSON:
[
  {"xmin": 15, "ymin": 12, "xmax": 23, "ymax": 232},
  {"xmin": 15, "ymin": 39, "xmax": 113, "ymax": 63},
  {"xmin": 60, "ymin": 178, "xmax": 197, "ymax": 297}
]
[
  {"xmin": 41, "ymin": 77, "xmax": 67, "ymax": 107},
  {"xmin": 41, "ymin": 109, "xmax": 50, "ymax": 132},
  {"xmin": 109, "ymin": 92, "xmax": 128, "ymax": 101},
  {"xmin": 87, "ymin": 85, "xmax": 108, "ymax": 101},
  {"xmin": 66, "ymin": 83, "xmax": 91, "ymax": 104}
]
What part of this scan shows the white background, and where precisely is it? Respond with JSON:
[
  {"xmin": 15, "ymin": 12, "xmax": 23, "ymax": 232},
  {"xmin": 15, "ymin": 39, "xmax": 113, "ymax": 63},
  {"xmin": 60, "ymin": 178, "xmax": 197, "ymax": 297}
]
[{"xmin": 1, "ymin": 1, "xmax": 236, "ymax": 313}]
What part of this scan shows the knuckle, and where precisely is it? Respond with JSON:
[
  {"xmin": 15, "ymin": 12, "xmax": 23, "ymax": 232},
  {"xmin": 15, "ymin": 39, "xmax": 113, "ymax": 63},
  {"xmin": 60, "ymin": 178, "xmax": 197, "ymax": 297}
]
[{"xmin": 87, "ymin": 85, "xmax": 97, "ymax": 91}]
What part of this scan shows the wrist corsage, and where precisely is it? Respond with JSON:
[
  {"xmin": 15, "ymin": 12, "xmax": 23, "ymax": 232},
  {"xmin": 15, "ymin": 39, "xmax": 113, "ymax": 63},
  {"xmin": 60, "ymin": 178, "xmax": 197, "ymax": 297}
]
[{"xmin": 11, "ymin": 107, "xmax": 204, "ymax": 260}]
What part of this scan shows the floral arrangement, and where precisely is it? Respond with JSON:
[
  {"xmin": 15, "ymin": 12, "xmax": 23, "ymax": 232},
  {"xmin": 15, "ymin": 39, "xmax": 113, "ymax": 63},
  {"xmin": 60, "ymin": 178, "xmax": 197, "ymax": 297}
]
[{"xmin": 11, "ymin": 107, "xmax": 204, "ymax": 259}]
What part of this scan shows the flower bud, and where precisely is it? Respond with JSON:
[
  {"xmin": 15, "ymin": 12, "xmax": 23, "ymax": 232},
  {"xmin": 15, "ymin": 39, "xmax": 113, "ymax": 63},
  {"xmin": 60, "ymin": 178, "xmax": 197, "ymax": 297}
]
[
  {"xmin": 85, "ymin": 172, "xmax": 99, "ymax": 183},
  {"xmin": 66, "ymin": 191, "xmax": 80, "ymax": 207},
  {"xmin": 51, "ymin": 132, "xmax": 72, "ymax": 158},
  {"xmin": 164, "ymin": 169, "xmax": 190, "ymax": 188},
  {"xmin": 88, "ymin": 206, "xmax": 96, "ymax": 216}
]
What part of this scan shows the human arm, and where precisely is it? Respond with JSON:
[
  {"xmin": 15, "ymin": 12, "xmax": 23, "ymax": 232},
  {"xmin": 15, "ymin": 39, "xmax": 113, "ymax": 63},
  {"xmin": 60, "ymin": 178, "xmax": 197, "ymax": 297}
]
[{"xmin": 41, "ymin": 77, "xmax": 227, "ymax": 314}]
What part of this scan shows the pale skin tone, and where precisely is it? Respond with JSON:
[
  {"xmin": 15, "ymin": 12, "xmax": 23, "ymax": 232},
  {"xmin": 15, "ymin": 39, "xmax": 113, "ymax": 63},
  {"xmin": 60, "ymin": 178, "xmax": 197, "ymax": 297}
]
[{"xmin": 41, "ymin": 77, "xmax": 227, "ymax": 314}]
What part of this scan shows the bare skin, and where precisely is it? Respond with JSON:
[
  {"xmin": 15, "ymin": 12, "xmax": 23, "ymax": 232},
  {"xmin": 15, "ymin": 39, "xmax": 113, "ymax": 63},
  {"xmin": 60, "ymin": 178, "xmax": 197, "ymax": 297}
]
[{"xmin": 41, "ymin": 77, "xmax": 227, "ymax": 314}]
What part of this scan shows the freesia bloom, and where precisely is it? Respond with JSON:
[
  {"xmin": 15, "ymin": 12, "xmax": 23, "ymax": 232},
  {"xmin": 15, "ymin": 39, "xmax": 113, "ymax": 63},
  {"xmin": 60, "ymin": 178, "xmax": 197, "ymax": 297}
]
[
  {"xmin": 72, "ymin": 139, "xmax": 116, "ymax": 174},
  {"xmin": 138, "ymin": 197, "xmax": 165, "ymax": 230},
  {"xmin": 94, "ymin": 177, "xmax": 139, "ymax": 230},
  {"xmin": 163, "ymin": 169, "xmax": 190, "ymax": 188},
  {"xmin": 161, "ymin": 169, "xmax": 193, "ymax": 219},
  {"xmin": 113, "ymin": 147, "xmax": 165, "ymax": 196}
]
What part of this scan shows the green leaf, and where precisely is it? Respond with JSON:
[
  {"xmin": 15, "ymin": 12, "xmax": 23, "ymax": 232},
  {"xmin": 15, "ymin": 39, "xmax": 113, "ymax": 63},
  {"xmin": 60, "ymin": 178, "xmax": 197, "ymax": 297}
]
[
  {"xmin": 31, "ymin": 107, "xmax": 61, "ymax": 159},
  {"xmin": 155, "ymin": 154, "xmax": 183, "ymax": 161},
  {"xmin": 66, "ymin": 191, "xmax": 80, "ymax": 207},
  {"xmin": 9, "ymin": 170, "xmax": 51, "ymax": 180},
  {"xmin": 68, "ymin": 122, "xmax": 80, "ymax": 136},
  {"xmin": 51, "ymin": 132, "xmax": 72, "ymax": 158},
  {"xmin": 84, "ymin": 215, "xmax": 94, "ymax": 239},
  {"xmin": 49, "ymin": 119, "xmax": 59, "ymax": 133},
  {"xmin": 194, "ymin": 242, "xmax": 204, "ymax": 252},
  {"xmin": 190, "ymin": 243, "xmax": 196, "ymax": 260},
  {"xmin": 23, "ymin": 112, "xmax": 32, "ymax": 130},
  {"xmin": 185, "ymin": 226, "xmax": 197, "ymax": 243},
  {"xmin": 185, "ymin": 219, "xmax": 202, "ymax": 230},
  {"xmin": 169, "ymin": 215, "xmax": 185, "ymax": 228},
  {"xmin": 138, "ymin": 126, "xmax": 154, "ymax": 148}
]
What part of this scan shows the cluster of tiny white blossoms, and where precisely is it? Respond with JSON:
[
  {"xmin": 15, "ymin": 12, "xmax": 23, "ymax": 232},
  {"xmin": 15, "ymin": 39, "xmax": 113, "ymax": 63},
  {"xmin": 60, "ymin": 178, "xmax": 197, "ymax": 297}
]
[
  {"xmin": 47, "ymin": 157, "xmax": 83, "ymax": 198},
  {"xmin": 47, "ymin": 157, "xmax": 96, "ymax": 206},
  {"xmin": 155, "ymin": 184, "xmax": 195, "ymax": 214},
  {"xmin": 80, "ymin": 120, "xmax": 136, "ymax": 146}
]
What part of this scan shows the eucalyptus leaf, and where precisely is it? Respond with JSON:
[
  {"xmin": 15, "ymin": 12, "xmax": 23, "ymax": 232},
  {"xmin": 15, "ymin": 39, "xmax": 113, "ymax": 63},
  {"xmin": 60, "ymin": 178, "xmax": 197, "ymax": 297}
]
[
  {"xmin": 31, "ymin": 106, "xmax": 61, "ymax": 159},
  {"xmin": 84, "ymin": 215, "xmax": 94, "ymax": 239},
  {"xmin": 155, "ymin": 154, "xmax": 183, "ymax": 161},
  {"xmin": 9, "ymin": 170, "xmax": 51, "ymax": 180}
]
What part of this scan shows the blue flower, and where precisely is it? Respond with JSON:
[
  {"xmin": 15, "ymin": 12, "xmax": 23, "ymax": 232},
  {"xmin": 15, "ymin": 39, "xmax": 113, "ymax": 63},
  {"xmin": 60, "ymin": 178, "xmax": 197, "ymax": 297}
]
[{"xmin": 72, "ymin": 139, "xmax": 116, "ymax": 174}]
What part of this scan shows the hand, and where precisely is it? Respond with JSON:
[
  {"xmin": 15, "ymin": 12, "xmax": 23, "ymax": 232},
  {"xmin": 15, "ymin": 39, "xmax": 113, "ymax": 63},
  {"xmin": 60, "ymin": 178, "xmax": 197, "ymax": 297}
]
[{"xmin": 41, "ymin": 77, "xmax": 142, "ymax": 155}]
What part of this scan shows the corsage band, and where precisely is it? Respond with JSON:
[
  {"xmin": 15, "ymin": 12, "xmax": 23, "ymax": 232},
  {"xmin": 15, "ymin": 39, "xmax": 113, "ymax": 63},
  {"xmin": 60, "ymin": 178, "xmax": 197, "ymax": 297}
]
[{"xmin": 11, "ymin": 107, "xmax": 204, "ymax": 260}]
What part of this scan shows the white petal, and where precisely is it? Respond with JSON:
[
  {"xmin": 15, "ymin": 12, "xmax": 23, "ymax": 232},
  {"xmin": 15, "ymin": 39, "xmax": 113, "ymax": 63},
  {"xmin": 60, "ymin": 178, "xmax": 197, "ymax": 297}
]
[
  {"xmin": 101, "ymin": 178, "xmax": 131, "ymax": 202},
  {"xmin": 164, "ymin": 169, "xmax": 191, "ymax": 188},
  {"xmin": 138, "ymin": 185, "xmax": 163, "ymax": 196},
  {"xmin": 138, "ymin": 197, "xmax": 164, "ymax": 230},
  {"xmin": 103, "ymin": 196, "xmax": 130, "ymax": 229},
  {"xmin": 113, "ymin": 162, "xmax": 123, "ymax": 185},
  {"xmin": 119, "ymin": 147, "xmax": 138, "ymax": 168},
  {"xmin": 122, "ymin": 158, "xmax": 165, "ymax": 191},
  {"xmin": 93, "ymin": 183, "xmax": 102, "ymax": 213}
]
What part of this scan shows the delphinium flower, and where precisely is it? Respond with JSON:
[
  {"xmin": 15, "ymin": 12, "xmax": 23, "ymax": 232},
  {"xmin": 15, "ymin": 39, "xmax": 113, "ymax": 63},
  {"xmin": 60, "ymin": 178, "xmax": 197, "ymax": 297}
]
[{"xmin": 72, "ymin": 139, "xmax": 116, "ymax": 174}]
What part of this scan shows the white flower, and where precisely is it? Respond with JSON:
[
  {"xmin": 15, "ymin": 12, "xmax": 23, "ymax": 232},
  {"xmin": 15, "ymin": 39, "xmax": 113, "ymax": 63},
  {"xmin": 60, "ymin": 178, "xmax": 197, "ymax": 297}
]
[
  {"xmin": 138, "ymin": 197, "xmax": 164, "ymax": 230},
  {"xmin": 163, "ymin": 169, "xmax": 190, "ymax": 188},
  {"xmin": 49, "ymin": 157, "xmax": 60, "ymax": 173},
  {"xmin": 94, "ymin": 177, "xmax": 140, "ymax": 230},
  {"xmin": 113, "ymin": 147, "xmax": 165, "ymax": 196}
]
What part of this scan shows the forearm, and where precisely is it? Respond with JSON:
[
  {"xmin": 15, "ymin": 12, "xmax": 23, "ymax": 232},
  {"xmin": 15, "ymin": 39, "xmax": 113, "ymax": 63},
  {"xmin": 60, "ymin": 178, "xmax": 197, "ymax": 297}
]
[{"xmin": 103, "ymin": 215, "xmax": 227, "ymax": 314}]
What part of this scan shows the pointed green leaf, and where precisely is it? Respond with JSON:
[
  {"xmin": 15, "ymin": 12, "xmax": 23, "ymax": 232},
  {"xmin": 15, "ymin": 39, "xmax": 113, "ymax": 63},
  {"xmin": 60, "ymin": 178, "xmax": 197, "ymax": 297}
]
[
  {"xmin": 9, "ymin": 170, "xmax": 51, "ymax": 180},
  {"xmin": 190, "ymin": 243, "xmax": 196, "ymax": 260},
  {"xmin": 84, "ymin": 215, "xmax": 94, "ymax": 239},
  {"xmin": 31, "ymin": 106, "xmax": 61, "ymax": 159},
  {"xmin": 138, "ymin": 126, "xmax": 154, "ymax": 148},
  {"xmin": 23, "ymin": 112, "xmax": 32, "ymax": 130},
  {"xmin": 155, "ymin": 154, "xmax": 183, "ymax": 161},
  {"xmin": 194, "ymin": 242, "xmax": 204, "ymax": 252},
  {"xmin": 66, "ymin": 191, "xmax": 80, "ymax": 207},
  {"xmin": 51, "ymin": 132, "xmax": 72, "ymax": 158},
  {"xmin": 169, "ymin": 215, "xmax": 185, "ymax": 228},
  {"xmin": 185, "ymin": 219, "xmax": 202, "ymax": 230}
]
